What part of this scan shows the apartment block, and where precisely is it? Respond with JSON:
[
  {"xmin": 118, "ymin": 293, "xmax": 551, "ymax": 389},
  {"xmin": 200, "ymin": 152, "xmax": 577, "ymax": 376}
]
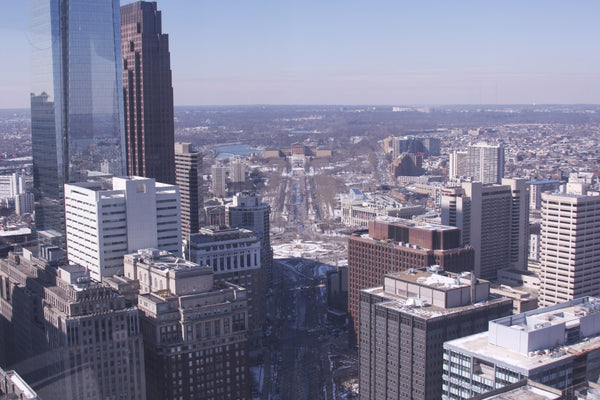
[
  {"xmin": 211, "ymin": 165, "xmax": 227, "ymax": 198},
  {"xmin": 449, "ymin": 150, "xmax": 469, "ymax": 180},
  {"xmin": 467, "ymin": 143, "xmax": 505, "ymax": 184}
]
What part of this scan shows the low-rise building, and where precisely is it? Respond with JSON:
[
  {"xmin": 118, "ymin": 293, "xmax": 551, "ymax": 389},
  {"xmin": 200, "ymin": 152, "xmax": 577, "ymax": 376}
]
[
  {"xmin": 443, "ymin": 297, "xmax": 600, "ymax": 399},
  {"xmin": 340, "ymin": 189, "xmax": 425, "ymax": 228}
]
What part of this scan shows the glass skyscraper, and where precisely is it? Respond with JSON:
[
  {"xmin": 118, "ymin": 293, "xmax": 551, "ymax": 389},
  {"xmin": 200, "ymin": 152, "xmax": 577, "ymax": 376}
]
[{"xmin": 30, "ymin": 0, "xmax": 126, "ymax": 239}]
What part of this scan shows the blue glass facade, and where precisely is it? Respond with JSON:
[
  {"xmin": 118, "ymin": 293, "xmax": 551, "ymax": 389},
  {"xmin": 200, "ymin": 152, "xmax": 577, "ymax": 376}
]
[{"xmin": 31, "ymin": 0, "xmax": 126, "ymax": 235}]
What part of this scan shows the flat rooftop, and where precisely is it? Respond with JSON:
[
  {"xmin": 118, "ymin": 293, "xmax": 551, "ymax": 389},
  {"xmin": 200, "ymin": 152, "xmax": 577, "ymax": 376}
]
[
  {"xmin": 388, "ymin": 269, "xmax": 476, "ymax": 291},
  {"xmin": 375, "ymin": 215, "xmax": 457, "ymax": 231},
  {"xmin": 481, "ymin": 383, "xmax": 561, "ymax": 399},
  {"xmin": 446, "ymin": 331, "xmax": 600, "ymax": 373},
  {"xmin": 494, "ymin": 297, "xmax": 600, "ymax": 333},
  {"xmin": 362, "ymin": 280, "xmax": 505, "ymax": 321},
  {"xmin": 135, "ymin": 254, "xmax": 211, "ymax": 273}
]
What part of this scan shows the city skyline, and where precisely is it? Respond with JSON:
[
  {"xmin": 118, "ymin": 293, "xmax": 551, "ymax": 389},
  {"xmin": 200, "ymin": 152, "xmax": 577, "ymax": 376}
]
[{"xmin": 1, "ymin": 1, "xmax": 600, "ymax": 108}]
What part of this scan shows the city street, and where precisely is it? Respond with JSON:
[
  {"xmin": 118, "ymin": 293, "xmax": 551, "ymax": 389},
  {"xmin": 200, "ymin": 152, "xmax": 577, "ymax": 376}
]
[{"xmin": 254, "ymin": 258, "xmax": 358, "ymax": 400}]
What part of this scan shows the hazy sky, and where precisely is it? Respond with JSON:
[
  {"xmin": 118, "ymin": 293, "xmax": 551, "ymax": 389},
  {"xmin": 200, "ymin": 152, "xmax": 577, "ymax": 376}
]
[{"xmin": 2, "ymin": 1, "xmax": 600, "ymax": 108}]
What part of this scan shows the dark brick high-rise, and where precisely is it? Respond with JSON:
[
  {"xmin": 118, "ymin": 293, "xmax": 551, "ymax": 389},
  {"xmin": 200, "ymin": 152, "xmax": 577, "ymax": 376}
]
[{"xmin": 121, "ymin": 1, "xmax": 175, "ymax": 184}]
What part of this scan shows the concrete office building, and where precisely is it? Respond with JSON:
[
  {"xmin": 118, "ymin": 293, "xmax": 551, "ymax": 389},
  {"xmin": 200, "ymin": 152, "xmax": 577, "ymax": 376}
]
[
  {"xmin": 443, "ymin": 297, "xmax": 600, "ymax": 399},
  {"xmin": 30, "ymin": 0, "xmax": 126, "ymax": 238},
  {"xmin": 390, "ymin": 153, "xmax": 424, "ymax": 178},
  {"xmin": 467, "ymin": 143, "xmax": 505, "ymax": 184},
  {"xmin": 348, "ymin": 217, "xmax": 475, "ymax": 341},
  {"xmin": 227, "ymin": 192, "xmax": 273, "ymax": 289},
  {"xmin": 124, "ymin": 248, "xmax": 250, "ymax": 400},
  {"xmin": 0, "ymin": 172, "xmax": 27, "ymax": 200},
  {"xmin": 539, "ymin": 192, "xmax": 600, "ymax": 307},
  {"xmin": 359, "ymin": 268, "xmax": 512, "ymax": 400},
  {"xmin": 211, "ymin": 165, "xmax": 227, "ymax": 198},
  {"xmin": 392, "ymin": 136, "xmax": 441, "ymax": 159},
  {"xmin": 175, "ymin": 142, "xmax": 203, "ymax": 237},
  {"xmin": 441, "ymin": 179, "xmax": 529, "ymax": 281},
  {"xmin": 121, "ymin": 1, "xmax": 175, "ymax": 184},
  {"xmin": 449, "ymin": 150, "xmax": 469, "ymax": 180},
  {"xmin": 43, "ymin": 265, "xmax": 146, "ymax": 400},
  {"xmin": 64, "ymin": 176, "xmax": 180, "ymax": 281},
  {"xmin": 340, "ymin": 188, "xmax": 425, "ymax": 228},
  {"xmin": 529, "ymin": 179, "xmax": 561, "ymax": 210},
  {"xmin": 186, "ymin": 227, "xmax": 262, "ymax": 344},
  {"xmin": 15, "ymin": 192, "xmax": 35, "ymax": 215}
]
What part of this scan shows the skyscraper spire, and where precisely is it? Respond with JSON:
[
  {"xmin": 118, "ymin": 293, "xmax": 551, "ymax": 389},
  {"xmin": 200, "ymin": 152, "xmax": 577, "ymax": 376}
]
[{"xmin": 121, "ymin": 1, "xmax": 176, "ymax": 184}]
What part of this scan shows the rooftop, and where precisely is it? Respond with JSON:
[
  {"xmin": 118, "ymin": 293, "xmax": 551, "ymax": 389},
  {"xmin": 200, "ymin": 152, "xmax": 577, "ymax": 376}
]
[
  {"xmin": 363, "ymin": 286, "xmax": 507, "ymax": 320},
  {"xmin": 374, "ymin": 215, "xmax": 457, "ymax": 231},
  {"xmin": 362, "ymin": 268, "xmax": 504, "ymax": 320},
  {"xmin": 389, "ymin": 268, "xmax": 476, "ymax": 291},
  {"xmin": 445, "ymin": 331, "xmax": 600, "ymax": 373},
  {"xmin": 478, "ymin": 381, "xmax": 562, "ymax": 399},
  {"xmin": 130, "ymin": 249, "xmax": 210, "ymax": 273},
  {"xmin": 527, "ymin": 179, "xmax": 561, "ymax": 185},
  {"xmin": 446, "ymin": 297, "xmax": 600, "ymax": 372},
  {"xmin": 0, "ymin": 368, "xmax": 39, "ymax": 399}
]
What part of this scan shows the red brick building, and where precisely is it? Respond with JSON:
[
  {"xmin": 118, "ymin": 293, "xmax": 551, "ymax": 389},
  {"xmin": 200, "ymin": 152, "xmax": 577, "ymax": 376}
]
[{"xmin": 348, "ymin": 217, "xmax": 474, "ymax": 342}]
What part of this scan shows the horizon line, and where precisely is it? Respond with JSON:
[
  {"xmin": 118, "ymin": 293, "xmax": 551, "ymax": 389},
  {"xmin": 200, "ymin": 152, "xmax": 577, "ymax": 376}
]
[{"xmin": 2, "ymin": 103, "xmax": 600, "ymax": 111}]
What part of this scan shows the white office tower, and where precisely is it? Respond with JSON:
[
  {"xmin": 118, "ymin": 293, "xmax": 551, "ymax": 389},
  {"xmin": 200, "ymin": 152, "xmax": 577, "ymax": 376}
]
[
  {"xmin": 467, "ymin": 143, "xmax": 504, "ymax": 184},
  {"xmin": 448, "ymin": 150, "xmax": 469, "ymax": 180},
  {"xmin": 539, "ymin": 192, "xmax": 600, "ymax": 307},
  {"xmin": 211, "ymin": 164, "xmax": 227, "ymax": 197},
  {"xmin": 64, "ymin": 176, "xmax": 181, "ymax": 281},
  {"xmin": 441, "ymin": 179, "xmax": 529, "ymax": 281}
]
